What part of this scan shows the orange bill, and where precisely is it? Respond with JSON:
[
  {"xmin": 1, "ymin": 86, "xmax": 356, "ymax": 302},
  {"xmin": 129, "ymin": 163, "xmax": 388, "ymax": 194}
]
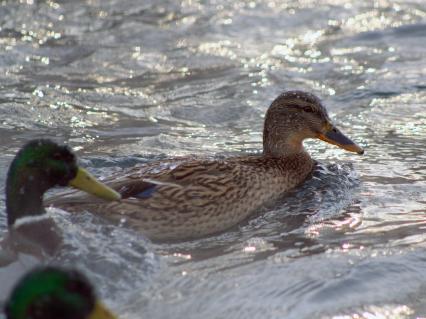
[{"xmin": 318, "ymin": 125, "xmax": 364, "ymax": 155}]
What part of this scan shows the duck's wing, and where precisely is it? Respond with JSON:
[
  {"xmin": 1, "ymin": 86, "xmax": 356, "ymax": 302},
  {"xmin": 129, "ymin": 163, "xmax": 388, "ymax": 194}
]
[
  {"xmin": 46, "ymin": 157, "xmax": 244, "ymax": 208},
  {"xmin": 44, "ymin": 156, "xmax": 188, "ymax": 206}
]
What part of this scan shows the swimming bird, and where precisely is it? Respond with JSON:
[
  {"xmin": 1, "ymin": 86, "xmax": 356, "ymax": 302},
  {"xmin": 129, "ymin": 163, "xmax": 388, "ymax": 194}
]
[
  {"xmin": 49, "ymin": 91, "xmax": 364, "ymax": 241},
  {"xmin": 4, "ymin": 266, "xmax": 117, "ymax": 319},
  {"xmin": 1, "ymin": 139, "xmax": 121, "ymax": 258}
]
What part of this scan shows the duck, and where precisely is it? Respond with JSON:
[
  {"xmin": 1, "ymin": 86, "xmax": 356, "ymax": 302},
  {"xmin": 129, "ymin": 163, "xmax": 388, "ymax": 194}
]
[
  {"xmin": 49, "ymin": 91, "xmax": 364, "ymax": 241},
  {"xmin": 4, "ymin": 266, "xmax": 117, "ymax": 319},
  {"xmin": 1, "ymin": 139, "xmax": 121, "ymax": 258}
]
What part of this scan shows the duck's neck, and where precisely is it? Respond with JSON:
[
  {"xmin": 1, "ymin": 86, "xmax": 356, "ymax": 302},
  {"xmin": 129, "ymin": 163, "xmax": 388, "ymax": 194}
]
[
  {"xmin": 263, "ymin": 130, "xmax": 307, "ymax": 157},
  {"xmin": 6, "ymin": 171, "xmax": 50, "ymax": 226}
]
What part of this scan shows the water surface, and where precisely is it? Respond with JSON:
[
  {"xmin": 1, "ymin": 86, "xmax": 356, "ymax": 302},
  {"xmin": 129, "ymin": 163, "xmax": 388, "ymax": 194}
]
[{"xmin": 0, "ymin": 0, "xmax": 425, "ymax": 318}]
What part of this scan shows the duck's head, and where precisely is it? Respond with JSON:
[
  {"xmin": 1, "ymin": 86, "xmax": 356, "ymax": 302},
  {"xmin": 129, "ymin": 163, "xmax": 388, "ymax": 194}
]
[
  {"xmin": 263, "ymin": 91, "xmax": 364, "ymax": 157},
  {"xmin": 6, "ymin": 139, "xmax": 121, "ymax": 226},
  {"xmin": 4, "ymin": 267, "xmax": 116, "ymax": 319}
]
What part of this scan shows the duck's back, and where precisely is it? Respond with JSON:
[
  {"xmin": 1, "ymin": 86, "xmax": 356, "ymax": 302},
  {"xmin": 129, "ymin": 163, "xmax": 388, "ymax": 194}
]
[{"xmin": 49, "ymin": 153, "xmax": 314, "ymax": 241}]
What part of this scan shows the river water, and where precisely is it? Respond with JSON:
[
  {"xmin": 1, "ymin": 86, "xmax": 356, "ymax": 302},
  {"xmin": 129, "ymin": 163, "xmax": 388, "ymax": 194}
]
[{"xmin": 0, "ymin": 0, "xmax": 425, "ymax": 318}]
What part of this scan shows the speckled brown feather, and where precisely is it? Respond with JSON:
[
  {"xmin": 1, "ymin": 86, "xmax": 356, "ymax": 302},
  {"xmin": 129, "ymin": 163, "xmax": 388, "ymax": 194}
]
[{"xmin": 48, "ymin": 153, "xmax": 313, "ymax": 241}]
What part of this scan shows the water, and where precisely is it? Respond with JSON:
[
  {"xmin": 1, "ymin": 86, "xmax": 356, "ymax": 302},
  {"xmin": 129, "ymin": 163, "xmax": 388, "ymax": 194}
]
[{"xmin": 0, "ymin": 0, "xmax": 425, "ymax": 318}]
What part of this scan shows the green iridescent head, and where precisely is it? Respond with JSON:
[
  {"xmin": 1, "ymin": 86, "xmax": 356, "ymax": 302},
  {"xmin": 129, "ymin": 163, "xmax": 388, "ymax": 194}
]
[
  {"xmin": 6, "ymin": 139, "xmax": 78, "ymax": 225},
  {"xmin": 5, "ymin": 139, "xmax": 121, "ymax": 226},
  {"xmin": 4, "ymin": 267, "xmax": 116, "ymax": 319},
  {"xmin": 7, "ymin": 139, "xmax": 78, "ymax": 189}
]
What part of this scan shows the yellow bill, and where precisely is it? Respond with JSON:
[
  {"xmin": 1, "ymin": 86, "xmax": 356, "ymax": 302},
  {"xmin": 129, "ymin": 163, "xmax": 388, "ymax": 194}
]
[
  {"xmin": 88, "ymin": 301, "xmax": 118, "ymax": 319},
  {"xmin": 318, "ymin": 123, "xmax": 364, "ymax": 155},
  {"xmin": 69, "ymin": 167, "xmax": 121, "ymax": 201}
]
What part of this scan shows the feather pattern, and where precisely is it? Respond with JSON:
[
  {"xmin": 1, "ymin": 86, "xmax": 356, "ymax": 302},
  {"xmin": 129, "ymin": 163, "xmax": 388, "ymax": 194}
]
[{"xmin": 49, "ymin": 153, "xmax": 313, "ymax": 241}]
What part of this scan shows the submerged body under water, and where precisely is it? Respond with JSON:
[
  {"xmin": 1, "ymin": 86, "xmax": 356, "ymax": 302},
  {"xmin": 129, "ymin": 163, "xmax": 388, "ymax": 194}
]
[{"xmin": 0, "ymin": 0, "xmax": 425, "ymax": 318}]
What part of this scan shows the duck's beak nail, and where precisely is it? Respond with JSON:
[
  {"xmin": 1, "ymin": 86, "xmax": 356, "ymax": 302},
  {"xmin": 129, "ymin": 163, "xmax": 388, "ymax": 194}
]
[
  {"xmin": 88, "ymin": 301, "xmax": 117, "ymax": 319},
  {"xmin": 318, "ymin": 126, "xmax": 364, "ymax": 155},
  {"xmin": 69, "ymin": 167, "xmax": 121, "ymax": 201}
]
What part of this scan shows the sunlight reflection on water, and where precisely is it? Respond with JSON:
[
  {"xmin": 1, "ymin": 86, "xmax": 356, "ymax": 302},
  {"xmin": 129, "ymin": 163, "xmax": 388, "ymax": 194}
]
[{"xmin": 0, "ymin": 0, "xmax": 425, "ymax": 318}]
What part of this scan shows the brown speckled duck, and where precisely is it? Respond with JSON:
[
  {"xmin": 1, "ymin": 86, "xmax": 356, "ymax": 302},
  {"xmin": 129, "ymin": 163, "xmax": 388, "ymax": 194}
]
[{"xmin": 49, "ymin": 91, "xmax": 363, "ymax": 241}]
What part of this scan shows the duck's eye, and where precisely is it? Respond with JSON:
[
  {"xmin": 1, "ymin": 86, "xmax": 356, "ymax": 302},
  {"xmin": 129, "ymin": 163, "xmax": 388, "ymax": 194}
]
[
  {"xmin": 302, "ymin": 106, "xmax": 315, "ymax": 113},
  {"xmin": 52, "ymin": 152, "xmax": 62, "ymax": 160}
]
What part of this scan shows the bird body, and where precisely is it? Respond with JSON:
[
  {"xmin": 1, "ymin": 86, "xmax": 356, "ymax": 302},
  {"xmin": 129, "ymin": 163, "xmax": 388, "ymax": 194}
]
[
  {"xmin": 54, "ymin": 152, "xmax": 314, "ymax": 240},
  {"xmin": 50, "ymin": 91, "xmax": 364, "ymax": 241}
]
